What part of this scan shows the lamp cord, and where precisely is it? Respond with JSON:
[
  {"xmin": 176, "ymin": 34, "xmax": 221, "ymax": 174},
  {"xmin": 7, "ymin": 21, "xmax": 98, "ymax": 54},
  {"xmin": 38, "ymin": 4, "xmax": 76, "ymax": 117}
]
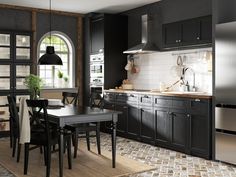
[{"xmin": 49, "ymin": 0, "xmax": 52, "ymax": 45}]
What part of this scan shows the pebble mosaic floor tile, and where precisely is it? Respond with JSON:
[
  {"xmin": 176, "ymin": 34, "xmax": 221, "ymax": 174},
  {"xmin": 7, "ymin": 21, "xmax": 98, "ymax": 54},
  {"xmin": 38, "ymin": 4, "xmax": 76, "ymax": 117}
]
[{"xmin": 1, "ymin": 134, "xmax": 236, "ymax": 177}]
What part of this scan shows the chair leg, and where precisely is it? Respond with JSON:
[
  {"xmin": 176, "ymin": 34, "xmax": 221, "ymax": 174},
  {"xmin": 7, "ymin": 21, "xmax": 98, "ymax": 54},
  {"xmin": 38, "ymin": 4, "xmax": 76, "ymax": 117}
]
[
  {"xmin": 86, "ymin": 131, "xmax": 90, "ymax": 151},
  {"xmin": 73, "ymin": 130, "xmax": 78, "ymax": 158},
  {"xmin": 96, "ymin": 123, "xmax": 101, "ymax": 155},
  {"xmin": 17, "ymin": 139, "xmax": 21, "ymax": 162},
  {"xmin": 44, "ymin": 146, "xmax": 48, "ymax": 166},
  {"xmin": 46, "ymin": 145, "xmax": 51, "ymax": 177},
  {"xmin": 12, "ymin": 137, "xmax": 16, "ymax": 157},
  {"xmin": 24, "ymin": 143, "xmax": 29, "ymax": 175},
  {"xmin": 67, "ymin": 136, "xmax": 72, "ymax": 169}
]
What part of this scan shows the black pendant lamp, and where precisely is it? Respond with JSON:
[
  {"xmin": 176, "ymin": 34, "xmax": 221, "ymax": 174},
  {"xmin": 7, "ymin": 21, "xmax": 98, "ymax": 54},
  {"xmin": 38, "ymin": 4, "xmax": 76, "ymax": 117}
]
[{"xmin": 38, "ymin": 0, "xmax": 63, "ymax": 65}]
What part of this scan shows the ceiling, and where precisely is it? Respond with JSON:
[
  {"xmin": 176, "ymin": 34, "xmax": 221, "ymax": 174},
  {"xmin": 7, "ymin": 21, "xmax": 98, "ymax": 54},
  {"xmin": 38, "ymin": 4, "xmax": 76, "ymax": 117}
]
[{"xmin": 0, "ymin": 0, "xmax": 161, "ymax": 14}]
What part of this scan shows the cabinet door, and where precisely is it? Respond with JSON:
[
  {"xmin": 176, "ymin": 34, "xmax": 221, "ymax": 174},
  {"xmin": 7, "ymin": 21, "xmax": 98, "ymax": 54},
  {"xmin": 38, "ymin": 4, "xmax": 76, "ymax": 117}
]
[
  {"xmin": 115, "ymin": 104, "xmax": 128, "ymax": 135},
  {"xmin": 140, "ymin": 107, "xmax": 154, "ymax": 141},
  {"xmin": 189, "ymin": 114, "xmax": 210, "ymax": 158},
  {"xmin": 163, "ymin": 23, "xmax": 181, "ymax": 48},
  {"xmin": 127, "ymin": 105, "xmax": 140, "ymax": 138},
  {"xmin": 181, "ymin": 19, "xmax": 199, "ymax": 46},
  {"xmin": 154, "ymin": 107, "xmax": 170, "ymax": 145},
  {"xmin": 90, "ymin": 17, "xmax": 104, "ymax": 54},
  {"xmin": 199, "ymin": 16, "xmax": 212, "ymax": 44},
  {"xmin": 170, "ymin": 110, "xmax": 187, "ymax": 152}
]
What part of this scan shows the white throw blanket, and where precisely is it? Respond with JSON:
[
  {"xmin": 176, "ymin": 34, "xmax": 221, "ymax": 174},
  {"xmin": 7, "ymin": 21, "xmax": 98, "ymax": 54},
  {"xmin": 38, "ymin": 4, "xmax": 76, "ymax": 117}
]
[{"xmin": 19, "ymin": 98, "xmax": 31, "ymax": 144}]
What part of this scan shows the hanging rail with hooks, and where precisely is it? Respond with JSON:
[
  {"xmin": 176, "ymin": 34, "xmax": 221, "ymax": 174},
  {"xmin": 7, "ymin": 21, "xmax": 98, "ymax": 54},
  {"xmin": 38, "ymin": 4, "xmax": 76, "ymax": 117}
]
[{"xmin": 171, "ymin": 50, "xmax": 212, "ymax": 56}]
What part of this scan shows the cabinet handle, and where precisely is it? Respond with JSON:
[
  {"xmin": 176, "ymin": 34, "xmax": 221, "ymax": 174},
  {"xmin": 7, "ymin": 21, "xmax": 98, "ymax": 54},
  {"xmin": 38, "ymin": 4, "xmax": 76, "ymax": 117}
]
[
  {"xmin": 143, "ymin": 95, "xmax": 149, "ymax": 98},
  {"xmin": 130, "ymin": 94, "xmax": 134, "ymax": 97},
  {"xmin": 194, "ymin": 99, "xmax": 201, "ymax": 102},
  {"xmin": 123, "ymin": 106, "xmax": 128, "ymax": 109}
]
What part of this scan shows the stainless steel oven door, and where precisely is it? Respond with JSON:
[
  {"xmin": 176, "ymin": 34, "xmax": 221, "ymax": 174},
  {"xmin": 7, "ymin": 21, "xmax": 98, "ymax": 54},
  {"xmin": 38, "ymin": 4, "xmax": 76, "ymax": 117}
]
[{"xmin": 90, "ymin": 63, "xmax": 104, "ymax": 78}]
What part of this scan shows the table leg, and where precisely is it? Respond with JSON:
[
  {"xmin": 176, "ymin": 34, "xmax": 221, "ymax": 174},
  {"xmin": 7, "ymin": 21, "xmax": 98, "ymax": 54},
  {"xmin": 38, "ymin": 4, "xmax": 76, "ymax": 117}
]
[
  {"xmin": 59, "ymin": 128, "xmax": 64, "ymax": 177},
  {"xmin": 111, "ymin": 115, "xmax": 117, "ymax": 168}
]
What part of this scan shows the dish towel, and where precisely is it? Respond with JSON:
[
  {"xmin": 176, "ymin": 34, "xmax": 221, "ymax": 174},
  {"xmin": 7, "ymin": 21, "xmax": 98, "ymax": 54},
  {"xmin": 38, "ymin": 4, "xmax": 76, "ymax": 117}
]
[{"xmin": 19, "ymin": 97, "xmax": 31, "ymax": 144}]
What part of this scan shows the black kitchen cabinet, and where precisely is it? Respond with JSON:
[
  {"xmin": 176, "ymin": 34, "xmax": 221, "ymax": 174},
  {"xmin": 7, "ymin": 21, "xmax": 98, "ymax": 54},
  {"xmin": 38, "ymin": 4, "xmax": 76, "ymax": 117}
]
[
  {"xmin": 90, "ymin": 15, "xmax": 104, "ymax": 54},
  {"xmin": 162, "ymin": 15, "xmax": 212, "ymax": 49},
  {"xmin": 162, "ymin": 22, "xmax": 182, "ymax": 48},
  {"xmin": 154, "ymin": 107, "xmax": 170, "ymax": 145},
  {"xmin": 188, "ymin": 98, "xmax": 212, "ymax": 159},
  {"xmin": 127, "ymin": 105, "xmax": 140, "ymax": 139},
  {"xmin": 103, "ymin": 91, "xmax": 212, "ymax": 159},
  {"xmin": 140, "ymin": 106, "xmax": 154, "ymax": 143},
  {"xmin": 115, "ymin": 104, "xmax": 128, "ymax": 135},
  {"xmin": 170, "ymin": 110, "xmax": 188, "ymax": 152},
  {"xmin": 83, "ymin": 13, "xmax": 128, "ymax": 106}
]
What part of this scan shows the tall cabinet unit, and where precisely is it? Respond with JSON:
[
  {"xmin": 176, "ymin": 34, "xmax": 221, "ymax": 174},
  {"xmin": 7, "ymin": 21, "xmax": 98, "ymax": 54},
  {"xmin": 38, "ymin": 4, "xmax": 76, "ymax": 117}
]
[
  {"xmin": 0, "ymin": 31, "xmax": 32, "ymax": 137},
  {"xmin": 83, "ymin": 13, "xmax": 128, "ymax": 106}
]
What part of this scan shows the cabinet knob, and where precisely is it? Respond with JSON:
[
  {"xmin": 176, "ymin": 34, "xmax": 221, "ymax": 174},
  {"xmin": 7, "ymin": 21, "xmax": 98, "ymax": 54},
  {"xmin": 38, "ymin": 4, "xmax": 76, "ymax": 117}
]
[
  {"xmin": 179, "ymin": 40, "xmax": 181, "ymax": 43},
  {"xmin": 176, "ymin": 40, "xmax": 178, "ymax": 43},
  {"xmin": 130, "ymin": 94, "xmax": 134, "ymax": 97},
  {"xmin": 187, "ymin": 114, "xmax": 191, "ymax": 118},
  {"xmin": 197, "ymin": 37, "xmax": 200, "ymax": 40}
]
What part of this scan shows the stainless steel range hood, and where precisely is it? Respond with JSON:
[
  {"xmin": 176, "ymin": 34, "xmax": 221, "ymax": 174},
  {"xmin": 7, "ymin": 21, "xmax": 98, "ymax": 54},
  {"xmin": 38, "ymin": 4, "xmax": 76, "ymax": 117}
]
[{"xmin": 123, "ymin": 14, "xmax": 159, "ymax": 54}]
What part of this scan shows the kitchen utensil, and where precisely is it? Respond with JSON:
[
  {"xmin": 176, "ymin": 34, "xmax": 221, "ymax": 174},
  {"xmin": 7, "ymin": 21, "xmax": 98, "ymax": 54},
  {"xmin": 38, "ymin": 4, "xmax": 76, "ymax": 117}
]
[
  {"xmin": 125, "ymin": 60, "xmax": 132, "ymax": 71},
  {"xmin": 177, "ymin": 55, "xmax": 183, "ymax": 66}
]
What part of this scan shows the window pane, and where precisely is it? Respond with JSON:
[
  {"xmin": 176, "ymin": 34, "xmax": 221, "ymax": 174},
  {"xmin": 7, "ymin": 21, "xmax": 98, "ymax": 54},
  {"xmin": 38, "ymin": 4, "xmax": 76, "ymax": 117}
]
[
  {"xmin": 0, "ymin": 34, "xmax": 10, "ymax": 46},
  {"xmin": 16, "ymin": 78, "xmax": 27, "ymax": 89},
  {"xmin": 16, "ymin": 35, "xmax": 30, "ymax": 47},
  {"xmin": 0, "ymin": 96, "xmax": 8, "ymax": 106},
  {"xmin": 16, "ymin": 48, "xmax": 30, "ymax": 59},
  {"xmin": 0, "ymin": 47, "xmax": 10, "ymax": 59},
  {"xmin": 16, "ymin": 65, "xmax": 30, "ymax": 77},
  {"xmin": 0, "ymin": 65, "xmax": 10, "ymax": 77},
  {"xmin": 0, "ymin": 79, "xmax": 10, "ymax": 90}
]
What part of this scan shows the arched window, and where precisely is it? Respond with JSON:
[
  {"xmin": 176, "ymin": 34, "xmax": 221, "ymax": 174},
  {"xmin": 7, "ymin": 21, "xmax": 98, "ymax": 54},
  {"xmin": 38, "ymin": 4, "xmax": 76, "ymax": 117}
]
[{"xmin": 38, "ymin": 32, "xmax": 74, "ymax": 88}]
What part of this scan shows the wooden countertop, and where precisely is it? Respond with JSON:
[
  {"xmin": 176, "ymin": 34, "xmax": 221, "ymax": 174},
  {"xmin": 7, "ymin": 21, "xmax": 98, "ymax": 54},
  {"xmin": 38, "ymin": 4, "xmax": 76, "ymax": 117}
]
[{"xmin": 104, "ymin": 89, "xmax": 212, "ymax": 99}]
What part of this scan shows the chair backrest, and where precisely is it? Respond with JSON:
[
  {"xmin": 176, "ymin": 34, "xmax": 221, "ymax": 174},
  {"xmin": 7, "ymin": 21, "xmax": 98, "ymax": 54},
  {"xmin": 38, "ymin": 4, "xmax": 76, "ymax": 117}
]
[
  {"xmin": 62, "ymin": 92, "xmax": 78, "ymax": 106},
  {"xmin": 89, "ymin": 93, "xmax": 104, "ymax": 109},
  {"xmin": 7, "ymin": 96, "xmax": 20, "ymax": 138},
  {"xmin": 26, "ymin": 100, "xmax": 51, "ymax": 142}
]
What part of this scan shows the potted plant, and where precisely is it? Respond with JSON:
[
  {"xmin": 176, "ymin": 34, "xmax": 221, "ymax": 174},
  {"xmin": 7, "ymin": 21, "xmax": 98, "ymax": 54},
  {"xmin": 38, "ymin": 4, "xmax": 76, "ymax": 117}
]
[
  {"xmin": 24, "ymin": 74, "xmax": 44, "ymax": 99},
  {"xmin": 63, "ymin": 76, "xmax": 69, "ymax": 87},
  {"xmin": 57, "ymin": 70, "xmax": 64, "ymax": 87}
]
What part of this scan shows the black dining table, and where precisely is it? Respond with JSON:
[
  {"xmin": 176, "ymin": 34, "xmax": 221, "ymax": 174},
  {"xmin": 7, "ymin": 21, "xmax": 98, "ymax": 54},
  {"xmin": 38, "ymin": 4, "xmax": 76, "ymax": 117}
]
[{"xmin": 46, "ymin": 105, "xmax": 121, "ymax": 177}]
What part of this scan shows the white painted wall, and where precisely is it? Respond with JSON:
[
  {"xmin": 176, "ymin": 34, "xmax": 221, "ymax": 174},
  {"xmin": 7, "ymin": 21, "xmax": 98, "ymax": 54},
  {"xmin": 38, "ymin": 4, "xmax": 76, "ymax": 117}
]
[{"xmin": 127, "ymin": 47, "xmax": 212, "ymax": 93}]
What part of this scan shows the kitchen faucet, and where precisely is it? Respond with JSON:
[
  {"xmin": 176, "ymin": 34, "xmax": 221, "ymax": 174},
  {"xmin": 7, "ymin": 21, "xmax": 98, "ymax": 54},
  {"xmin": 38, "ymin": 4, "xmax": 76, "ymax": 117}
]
[{"xmin": 183, "ymin": 67, "xmax": 196, "ymax": 92}]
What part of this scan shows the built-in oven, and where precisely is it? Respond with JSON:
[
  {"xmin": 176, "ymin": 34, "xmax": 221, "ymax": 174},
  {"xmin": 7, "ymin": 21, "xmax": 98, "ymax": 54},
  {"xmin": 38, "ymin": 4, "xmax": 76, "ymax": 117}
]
[
  {"xmin": 90, "ymin": 63, "xmax": 104, "ymax": 78},
  {"xmin": 90, "ymin": 53, "xmax": 104, "ymax": 63},
  {"xmin": 215, "ymin": 104, "xmax": 236, "ymax": 165}
]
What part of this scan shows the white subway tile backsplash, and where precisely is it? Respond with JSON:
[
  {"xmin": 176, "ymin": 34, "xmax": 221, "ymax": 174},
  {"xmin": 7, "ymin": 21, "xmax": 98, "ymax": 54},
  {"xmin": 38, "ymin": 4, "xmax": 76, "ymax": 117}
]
[{"xmin": 127, "ymin": 47, "xmax": 212, "ymax": 93}]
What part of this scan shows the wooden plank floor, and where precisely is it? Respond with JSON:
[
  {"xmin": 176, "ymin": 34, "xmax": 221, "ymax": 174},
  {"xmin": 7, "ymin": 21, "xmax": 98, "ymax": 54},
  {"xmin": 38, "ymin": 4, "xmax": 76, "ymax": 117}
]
[{"xmin": 0, "ymin": 139, "xmax": 153, "ymax": 177}]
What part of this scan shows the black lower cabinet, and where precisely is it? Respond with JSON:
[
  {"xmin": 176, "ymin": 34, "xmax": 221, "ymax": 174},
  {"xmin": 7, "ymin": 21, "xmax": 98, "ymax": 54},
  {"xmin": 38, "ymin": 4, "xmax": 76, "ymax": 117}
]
[
  {"xmin": 154, "ymin": 107, "xmax": 170, "ymax": 146},
  {"xmin": 115, "ymin": 104, "xmax": 128, "ymax": 136},
  {"xmin": 170, "ymin": 110, "xmax": 188, "ymax": 153},
  {"xmin": 102, "ymin": 92, "xmax": 211, "ymax": 160},
  {"xmin": 127, "ymin": 105, "xmax": 140, "ymax": 140},
  {"xmin": 140, "ymin": 107, "xmax": 154, "ymax": 143},
  {"xmin": 189, "ymin": 114, "xmax": 210, "ymax": 158}
]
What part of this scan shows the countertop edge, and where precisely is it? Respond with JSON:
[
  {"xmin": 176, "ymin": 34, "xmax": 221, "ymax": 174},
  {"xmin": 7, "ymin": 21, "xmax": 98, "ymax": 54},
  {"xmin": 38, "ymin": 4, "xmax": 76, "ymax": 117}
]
[{"xmin": 104, "ymin": 89, "xmax": 212, "ymax": 99}]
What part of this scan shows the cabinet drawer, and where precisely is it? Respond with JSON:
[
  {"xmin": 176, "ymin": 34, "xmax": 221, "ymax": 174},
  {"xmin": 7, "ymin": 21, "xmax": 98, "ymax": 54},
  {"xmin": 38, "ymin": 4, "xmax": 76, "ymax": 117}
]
[
  {"xmin": 104, "ymin": 92, "xmax": 115, "ymax": 102},
  {"xmin": 172, "ymin": 98, "xmax": 187, "ymax": 110},
  {"xmin": 154, "ymin": 96, "xmax": 172, "ymax": 108},
  {"xmin": 139, "ymin": 95, "xmax": 153, "ymax": 106},
  {"xmin": 116, "ymin": 93, "xmax": 138, "ymax": 104},
  {"xmin": 189, "ymin": 98, "xmax": 208, "ymax": 115}
]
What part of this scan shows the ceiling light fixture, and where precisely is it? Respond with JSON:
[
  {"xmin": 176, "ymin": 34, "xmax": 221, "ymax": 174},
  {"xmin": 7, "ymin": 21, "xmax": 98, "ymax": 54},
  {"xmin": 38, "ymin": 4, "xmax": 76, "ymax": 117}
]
[{"xmin": 38, "ymin": 0, "xmax": 63, "ymax": 65}]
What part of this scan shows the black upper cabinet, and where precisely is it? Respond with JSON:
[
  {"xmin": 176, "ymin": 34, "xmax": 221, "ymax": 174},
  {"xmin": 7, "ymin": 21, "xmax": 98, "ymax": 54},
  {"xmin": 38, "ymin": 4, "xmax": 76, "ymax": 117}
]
[
  {"xmin": 163, "ymin": 22, "xmax": 182, "ymax": 48},
  {"xmin": 162, "ymin": 16, "xmax": 212, "ymax": 49},
  {"xmin": 90, "ymin": 16, "xmax": 104, "ymax": 54}
]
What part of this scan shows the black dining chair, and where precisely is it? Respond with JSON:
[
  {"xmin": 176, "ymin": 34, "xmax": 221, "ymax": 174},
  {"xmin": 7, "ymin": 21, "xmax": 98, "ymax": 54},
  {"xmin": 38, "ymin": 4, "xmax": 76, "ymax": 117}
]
[
  {"xmin": 63, "ymin": 92, "xmax": 101, "ymax": 158},
  {"xmin": 24, "ymin": 99, "xmax": 72, "ymax": 177},
  {"xmin": 7, "ymin": 96, "xmax": 21, "ymax": 162}
]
